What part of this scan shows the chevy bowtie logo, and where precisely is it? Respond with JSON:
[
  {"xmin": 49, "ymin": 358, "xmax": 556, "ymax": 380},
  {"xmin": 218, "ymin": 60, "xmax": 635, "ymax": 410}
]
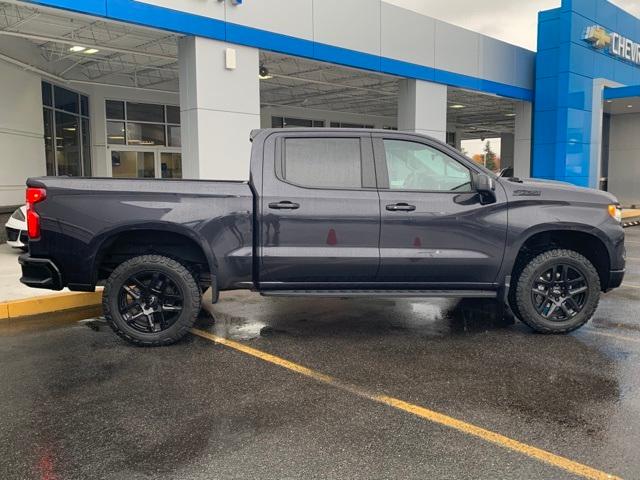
[
  {"xmin": 583, "ymin": 24, "xmax": 640, "ymax": 66},
  {"xmin": 584, "ymin": 25, "xmax": 612, "ymax": 49}
]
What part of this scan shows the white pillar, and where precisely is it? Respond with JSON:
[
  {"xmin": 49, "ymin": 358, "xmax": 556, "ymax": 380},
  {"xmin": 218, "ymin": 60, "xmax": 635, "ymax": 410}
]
[
  {"xmin": 500, "ymin": 132, "xmax": 515, "ymax": 170},
  {"xmin": 514, "ymin": 101, "xmax": 532, "ymax": 178},
  {"xmin": 397, "ymin": 79, "xmax": 447, "ymax": 142},
  {"xmin": 0, "ymin": 62, "xmax": 45, "ymax": 208},
  {"xmin": 178, "ymin": 36, "xmax": 260, "ymax": 181}
]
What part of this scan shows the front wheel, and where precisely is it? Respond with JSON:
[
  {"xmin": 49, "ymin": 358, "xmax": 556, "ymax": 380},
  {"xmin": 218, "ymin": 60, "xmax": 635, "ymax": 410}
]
[
  {"xmin": 103, "ymin": 255, "xmax": 202, "ymax": 346},
  {"xmin": 513, "ymin": 249, "xmax": 601, "ymax": 334}
]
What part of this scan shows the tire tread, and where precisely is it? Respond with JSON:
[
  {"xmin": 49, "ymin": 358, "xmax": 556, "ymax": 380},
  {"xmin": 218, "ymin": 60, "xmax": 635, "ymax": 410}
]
[
  {"xmin": 102, "ymin": 255, "xmax": 201, "ymax": 346},
  {"xmin": 514, "ymin": 249, "xmax": 600, "ymax": 334}
]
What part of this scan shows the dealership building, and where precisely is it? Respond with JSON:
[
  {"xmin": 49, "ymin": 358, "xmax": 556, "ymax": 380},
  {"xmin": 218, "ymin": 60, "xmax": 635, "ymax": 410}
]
[{"xmin": 1, "ymin": 0, "xmax": 640, "ymax": 211}]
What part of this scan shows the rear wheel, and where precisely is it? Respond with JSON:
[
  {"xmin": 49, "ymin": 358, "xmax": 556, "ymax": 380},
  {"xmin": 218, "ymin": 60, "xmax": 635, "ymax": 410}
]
[
  {"xmin": 513, "ymin": 249, "xmax": 600, "ymax": 333},
  {"xmin": 103, "ymin": 255, "xmax": 201, "ymax": 346}
]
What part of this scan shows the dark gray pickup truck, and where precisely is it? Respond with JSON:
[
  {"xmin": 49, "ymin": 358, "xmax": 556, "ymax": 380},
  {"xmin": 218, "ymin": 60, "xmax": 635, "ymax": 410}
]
[{"xmin": 20, "ymin": 128, "xmax": 625, "ymax": 345}]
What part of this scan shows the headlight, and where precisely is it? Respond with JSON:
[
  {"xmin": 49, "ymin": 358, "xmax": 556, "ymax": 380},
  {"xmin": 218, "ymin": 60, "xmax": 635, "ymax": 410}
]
[
  {"xmin": 608, "ymin": 204, "xmax": 622, "ymax": 222},
  {"xmin": 11, "ymin": 207, "xmax": 25, "ymax": 222}
]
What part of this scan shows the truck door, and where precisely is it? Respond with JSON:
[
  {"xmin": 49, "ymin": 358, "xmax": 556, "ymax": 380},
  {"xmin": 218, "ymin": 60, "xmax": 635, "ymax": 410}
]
[
  {"xmin": 258, "ymin": 131, "xmax": 380, "ymax": 286},
  {"xmin": 372, "ymin": 133, "xmax": 508, "ymax": 286}
]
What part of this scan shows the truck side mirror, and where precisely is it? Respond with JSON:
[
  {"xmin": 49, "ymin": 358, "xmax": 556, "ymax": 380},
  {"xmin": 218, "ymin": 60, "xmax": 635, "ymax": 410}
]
[{"xmin": 475, "ymin": 173, "xmax": 496, "ymax": 204}]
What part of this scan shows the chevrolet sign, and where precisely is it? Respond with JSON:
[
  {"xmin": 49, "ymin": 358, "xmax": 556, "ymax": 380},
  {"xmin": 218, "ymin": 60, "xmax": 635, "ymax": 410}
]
[{"xmin": 584, "ymin": 25, "xmax": 640, "ymax": 66}]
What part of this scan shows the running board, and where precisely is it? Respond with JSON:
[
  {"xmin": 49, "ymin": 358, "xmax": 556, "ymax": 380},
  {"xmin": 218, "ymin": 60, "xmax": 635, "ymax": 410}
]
[{"xmin": 260, "ymin": 289, "xmax": 497, "ymax": 299}]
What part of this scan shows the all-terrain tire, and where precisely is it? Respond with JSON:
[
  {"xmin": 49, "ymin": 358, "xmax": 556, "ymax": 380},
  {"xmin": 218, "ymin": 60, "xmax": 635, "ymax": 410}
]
[
  {"xmin": 513, "ymin": 249, "xmax": 600, "ymax": 334},
  {"xmin": 103, "ymin": 255, "xmax": 201, "ymax": 346}
]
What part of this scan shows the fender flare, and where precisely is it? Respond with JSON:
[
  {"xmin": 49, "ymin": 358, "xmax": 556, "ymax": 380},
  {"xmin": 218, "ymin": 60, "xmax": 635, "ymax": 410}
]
[
  {"xmin": 89, "ymin": 221, "xmax": 218, "ymax": 288},
  {"xmin": 498, "ymin": 222, "xmax": 612, "ymax": 283}
]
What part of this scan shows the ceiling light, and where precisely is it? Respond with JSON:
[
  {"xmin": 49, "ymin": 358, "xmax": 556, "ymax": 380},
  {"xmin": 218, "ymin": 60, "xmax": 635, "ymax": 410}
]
[
  {"xmin": 627, "ymin": 104, "xmax": 633, "ymax": 108},
  {"xmin": 449, "ymin": 104, "xmax": 465, "ymax": 109},
  {"xmin": 84, "ymin": 48, "xmax": 100, "ymax": 54},
  {"xmin": 505, "ymin": 113, "xmax": 516, "ymax": 117},
  {"xmin": 69, "ymin": 46, "xmax": 86, "ymax": 52},
  {"xmin": 606, "ymin": 100, "xmax": 613, "ymax": 103}
]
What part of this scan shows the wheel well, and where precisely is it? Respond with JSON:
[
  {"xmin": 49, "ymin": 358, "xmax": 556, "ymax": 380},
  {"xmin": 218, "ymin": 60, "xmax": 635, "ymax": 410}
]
[
  {"xmin": 513, "ymin": 230, "xmax": 611, "ymax": 290},
  {"xmin": 96, "ymin": 230, "xmax": 212, "ymax": 288}
]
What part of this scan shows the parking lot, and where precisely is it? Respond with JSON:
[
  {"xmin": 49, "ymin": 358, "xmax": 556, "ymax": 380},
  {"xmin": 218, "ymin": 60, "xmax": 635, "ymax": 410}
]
[{"xmin": 0, "ymin": 228, "xmax": 639, "ymax": 479}]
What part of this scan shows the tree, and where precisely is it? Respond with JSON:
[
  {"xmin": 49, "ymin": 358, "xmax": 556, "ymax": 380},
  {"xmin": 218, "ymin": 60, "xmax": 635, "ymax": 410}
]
[{"xmin": 483, "ymin": 140, "xmax": 497, "ymax": 171}]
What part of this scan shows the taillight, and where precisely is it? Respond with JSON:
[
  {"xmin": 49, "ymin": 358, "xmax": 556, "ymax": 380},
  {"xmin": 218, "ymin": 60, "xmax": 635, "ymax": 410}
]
[{"xmin": 26, "ymin": 187, "xmax": 46, "ymax": 240}]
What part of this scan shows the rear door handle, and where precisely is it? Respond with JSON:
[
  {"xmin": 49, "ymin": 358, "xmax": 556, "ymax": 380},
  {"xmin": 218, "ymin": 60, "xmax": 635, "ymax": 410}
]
[
  {"xmin": 386, "ymin": 203, "xmax": 416, "ymax": 212},
  {"xmin": 269, "ymin": 201, "xmax": 300, "ymax": 210}
]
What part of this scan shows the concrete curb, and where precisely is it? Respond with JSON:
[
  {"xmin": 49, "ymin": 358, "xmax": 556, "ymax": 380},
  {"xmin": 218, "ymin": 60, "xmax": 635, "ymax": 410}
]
[
  {"xmin": 0, "ymin": 289, "xmax": 103, "ymax": 320},
  {"xmin": 623, "ymin": 218, "xmax": 640, "ymax": 228}
]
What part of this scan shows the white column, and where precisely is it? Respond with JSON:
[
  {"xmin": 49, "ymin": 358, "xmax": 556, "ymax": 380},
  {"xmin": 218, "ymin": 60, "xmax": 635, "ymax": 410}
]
[
  {"xmin": 500, "ymin": 132, "xmax": 515, "ymax": 170},
  {"xmin": 0, "ymin": 62, "xmax": 45, "ymax": 208},
  {"xmin": 178, "ymin": 36, "xmax": 260, "ymax": 181},
  {"xmin": 514, "ymin": 101, "xmax": 532, "ymax": 178},
  {"xmin": 397, "ymin": 79, "xmax": 447, "ymax": 142}
]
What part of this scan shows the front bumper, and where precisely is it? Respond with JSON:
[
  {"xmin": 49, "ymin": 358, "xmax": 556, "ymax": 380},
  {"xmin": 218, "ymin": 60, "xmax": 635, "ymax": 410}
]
[{"xmin": 19, "ymin": 254, "xmax": 63, "ymax": 290}]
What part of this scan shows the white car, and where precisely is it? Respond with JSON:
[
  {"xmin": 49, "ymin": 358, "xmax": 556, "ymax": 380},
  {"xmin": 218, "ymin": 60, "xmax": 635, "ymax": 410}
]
[{"xmin": 5, "ymin": 206, "xmax": 28, "ymax": 250}]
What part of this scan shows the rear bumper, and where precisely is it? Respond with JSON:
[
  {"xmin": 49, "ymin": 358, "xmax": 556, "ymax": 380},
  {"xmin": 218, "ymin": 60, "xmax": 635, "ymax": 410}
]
[
  {"xmin": 19, "ymin": 254, "xmax": 63, "ymax": 291},
  {"xmin": 607, "ymin": 269, "xmax": 625, "ymax": 291}
]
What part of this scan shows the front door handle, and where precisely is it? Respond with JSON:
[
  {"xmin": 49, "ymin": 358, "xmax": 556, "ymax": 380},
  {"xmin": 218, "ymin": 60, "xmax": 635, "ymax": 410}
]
[
  {"xmin": 269, "ymin": 201, "xmax": 300, "ymax": 210},
  {"xmin": 386, "ymin": 203, "xmax": 416, "ymax": 212}
]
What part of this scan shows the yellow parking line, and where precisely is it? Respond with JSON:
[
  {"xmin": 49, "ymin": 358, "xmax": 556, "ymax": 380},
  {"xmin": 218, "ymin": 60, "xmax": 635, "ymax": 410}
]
[
  {"xmin": 191, "ymin": 328, "xmax": 620, "ymax": 480},
  {"xmin": 621, "ymin": 283, "xmax": 640, "ymax": 290}
]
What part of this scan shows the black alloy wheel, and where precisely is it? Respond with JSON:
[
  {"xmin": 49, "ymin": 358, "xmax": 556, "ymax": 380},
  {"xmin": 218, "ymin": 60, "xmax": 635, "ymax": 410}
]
[
  {"xmin": 118, "ymin": 270, "xmax": 184, "ymax": 333},
  {"xmin": 530, "ymin": 263, "xmax": 588, "ymax": 321},
  {"xmin": 103, "ymin": 255, "xmax": 202, "ymax": 346},
  {"xmin": 513, "ymin": 249, "xmax": 601, "ymax": 334}
]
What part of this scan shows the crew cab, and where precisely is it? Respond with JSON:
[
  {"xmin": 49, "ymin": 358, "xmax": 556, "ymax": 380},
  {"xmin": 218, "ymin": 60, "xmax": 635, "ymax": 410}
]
[{"xmin": 20, "ymin": 129, "xmax": 625, "ymax": 346}]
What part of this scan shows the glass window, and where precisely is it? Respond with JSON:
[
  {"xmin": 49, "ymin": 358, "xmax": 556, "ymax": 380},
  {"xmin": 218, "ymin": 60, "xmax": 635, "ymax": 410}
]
[
  {"xmin": 111, "ymin": 151, "xmax": 155, "ymax": 178},
  {"xmin": 42, "ymin": 82, "xmax": 52, "ymax": 107},
  {"xmin": 107, "ymin": 122, "xmax": 126, "ymax": 144},
  {"xmin": 126, "ymin": 102, "xmax": 164, "ymax": 123},
  {"xmin": 43, "ymin": 109, "xmax": 55, "ymax": 175},
  {"xmin": 272, "ymin": 116, "xmax": 324, "ymax": 128},
  {"xmin": 126, "ymin": 123, "xmax": 166, "ymax": 146},
  {"xmin": 283, "ymin": 138, "xmax": 362, "ymax": 189},
  {"xmin": 43, "ymin": 82, "xmax": 91, "ymax": 177},
  {"xmin": 55, "ymin": 111, "xmax": 81, "ymax": 176},
  {"xmin": 167, "ymin": 125, "xmax": 181, "ymax": 147},
  {"xmin": 331, "ymin": 122, "xmax": 374, "ymax": 129},
  {"xmin": 81, "ymin": 117, "xmax": 92, "ymax": 176},
  {"xmin": 383, "ymin": 139, "xmax": 472, "ymax": 192},
  {"xmin": 106, "ymin": 100, "xmax": 125, "ymax": 120},
  {"xmin": 166, "ymin": 105, "xmax": 180, "ymax": 124},
  {"xmin": 54, "ymin": 86, "xmax": 79, "ymax": 114},
  {"xmin": 81, "ymin": 95, "xmax": 89, "ymax": 117},
  {"xmin": 161, "ymin": 152, "xmax": 182, "ymax": 179}
]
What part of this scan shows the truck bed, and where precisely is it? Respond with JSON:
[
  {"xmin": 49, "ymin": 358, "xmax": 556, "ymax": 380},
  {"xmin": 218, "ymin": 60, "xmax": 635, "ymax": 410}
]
[{"xmin": 25, "ymin": 177, "xmax": 254, "ymax": 291}]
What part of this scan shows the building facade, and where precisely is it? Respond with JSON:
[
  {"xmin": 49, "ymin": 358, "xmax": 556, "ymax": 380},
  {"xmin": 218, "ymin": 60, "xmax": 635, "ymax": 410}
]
[{"xmin": 0, "ymin": 0, "xmax": 638, "ymax": 210}]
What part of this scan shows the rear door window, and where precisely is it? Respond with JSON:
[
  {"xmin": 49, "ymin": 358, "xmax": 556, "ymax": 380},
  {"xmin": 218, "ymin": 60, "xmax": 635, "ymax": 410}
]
[{"xmin": 282, "ymin": 138, "xmax": 363, "ymax": 189}]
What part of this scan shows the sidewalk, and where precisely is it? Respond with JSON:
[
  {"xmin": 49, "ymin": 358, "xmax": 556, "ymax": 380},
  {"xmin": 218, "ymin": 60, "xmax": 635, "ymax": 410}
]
[
  {"xmin": 0, "ymin": 243, "xmax": 102, "ymax": 320},
  {"xmin": 0, "ymin": 243, "xmax": 65, "ymax": 302}
]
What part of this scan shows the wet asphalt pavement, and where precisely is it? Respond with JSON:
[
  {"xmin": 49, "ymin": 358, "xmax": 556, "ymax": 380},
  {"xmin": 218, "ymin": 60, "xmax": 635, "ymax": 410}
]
[{"xmin": 2, "ymin": 230, "xmax": 640, "ymax": 479}]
